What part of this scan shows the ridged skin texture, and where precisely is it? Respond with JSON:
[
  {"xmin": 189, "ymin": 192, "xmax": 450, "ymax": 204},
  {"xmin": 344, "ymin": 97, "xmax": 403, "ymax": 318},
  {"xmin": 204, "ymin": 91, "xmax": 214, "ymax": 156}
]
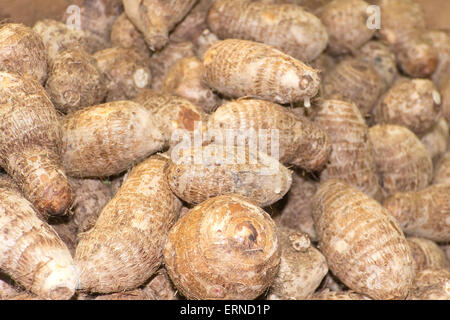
[
  {"xmin": 407, "ymin": 237, "xmax": 447, "ymax": 271},
  {"xmin": 375, "ymin": 79, "xmax": 441, "ymax": 136},
  {"xmin": 378, "ymin": 0, "xmax": 437, "ymax": 78},
  {"xmin": 75, "ymin": 155, "xmax": 182, "ymax": 293},
  {"xmin": 207, "ymin": 0, "xmax": 328, "ymax": 62},
  {"xmin": 442, "ymin": 77, "xmax": 450, "ymax": 125},
  {"xmin": 0, "ymin": 276, "xmax": 23, "ymax": 300},
  {"xmin": 203, "ymin": 39, "xmax": 320, "ymax": 105},
  {"xmin": 433, "ymin": 151, "xmax": 450, "ymax": 185},
  {"xmin": 311, "ymin": 289, "xmax": 371, "ymax": 300},
  {"xmin": 425, "ymin": 31, "xmax": 450, "ymax": 88},
  {"xmin": 166, "ymin": 144, "xmax": 292, "ymax": 207},
  {"xmin": 383, "ymin": 184, "xmax": 450, "ymax": 242},
  {"xmin": 164, "ymin": 194, "xmax": 281, "ymax": 299},
  {"xmin": 312, "ymin": 180, "xmax": 415, "ymax": 300},
  {"xmin": 123, "ymin": 0, "xmax": 197, "ymax": 50},
  {"xmin": 0, "ymin": 72, "xmax": 72, "ymax": 216},
  {"xmin": 368, "ymin": 125, "xmax": 433, "ymax": 197},
  {"xmin": 268, "ymin": 227, "xmax": 328, "ymax": 300},
  {"xmin": 45, "ymin": 48, "xmax": 106, "ymax": 113},
  {"xmin": 314, "ymin": 100, "xmax": 381, "ymax": 200},
  {"xmin": 357, "ymin": 41, "xmax": 397, "ymax": 91},
  {"xmin": 162, "ymin": 57, "xmax": 221, "ymax": 113},
  {"xmin": 61, "ymin": 100, "xmax": 165, "ymax": 178},
  {"xmin": 195, "ymin": 29, "xmax": 220, "ymax": 59},
  {"xmin": 134, "ymin": 90, "xmax": 207, "ymax": 148},
  {"xmin": 208, "ymin": 99, "xmax": 331, "ymax": 171},
  {"xmin": 93, "ymin": 47, "xmax": 152, "ymax": 102},
  {"xmin": 170, "ymin": 0, "xmax": 212, "ymax": 44},
  {"xmin": 407, "ymin": 268, "xmax": 450, "ymax": 300},
  {"xmin": 420, "ymin": 117, "xmax": 449, "ymax": 161},
  {"xmin": 323, "ymin": 58, "xmax": 383, "ymax": 115},
  {"xmin": 0, "ymin": 187, "xmax": 78, "ymax": 300},
  {"xmin": 317, "ymin": 0, "xmax": 374, "ymax": 55},
  {"xmin": 0, "ymin": 23, "xmax": 47, "ymax": 84}
]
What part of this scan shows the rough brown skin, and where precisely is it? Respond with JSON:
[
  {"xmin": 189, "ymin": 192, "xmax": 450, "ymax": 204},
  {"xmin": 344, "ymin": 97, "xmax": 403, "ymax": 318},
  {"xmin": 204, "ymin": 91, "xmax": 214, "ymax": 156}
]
[
  {"xmin": 110, "ymin": 13, "xmax": 151, "ymax": 62},
  {"xmin": 383, "ymin": 184, "xmax": 450, "ymax": 242},
  {"xmin": 378, "ymin": 0, "xmax": 437, "ymax": 78},
  {"xmin": 317, "ymin": 0, "xmax": 374, "ymax": 56},
  {"xmin": 45, "ymin": 48, "xmax": 106, "ymax": 114},
  {"xmin": 312, "ymin": 180, "xmax": 415, "ymax": 300},
  {"xmin": 203, "ymin": 39, "xmax": 321, "ymax": 105},
  {"xmin": 141, "ymin": 268, "xmax": 179, "ymax": 300},
  {"xmin": 166, "ymin": 144, "xmax": 292, "ymax": 207},
  {"xmin": 0, "ymin": 72, "xmax": 72, "ymax": 216},
  {"xmin": 441, "ymin": 76, "xmax": 450, "ymax": 125},
  {"xmin": 322, "ymin": 59, "xmax": 383, "ymax": 116},
  {"xmin": 51, "ymin": 219, "xmax": 78, "ymax": 256},
  {"xmin": 94, "ymin": 290, "xmax": 151, "ymax": 300},
  {"xmin": 274, "ymin": 172, "xmax": 318, "ymax": 241},
  {"xmin": 208, "ymin": 99, "xmax": 331, "ymax": 171},
  {"xmin": 267, "ymin": 227, "xmax": 328, "ymax": 300},
  {"xmin": 207, "ymin": 0, "xmax": 328, "ymax": 62},
  {"xmin": 75, "ymin": 155, "xmax": 182, "ymax": 293},
  {"xmin": 420, "ymin": 117, "xmax": 449, "ymax": 162},
  {"xmin": 311, "ymin": 289, "xmax": 371, "ymax": 300},
  {"xmin": 149, "ymin": 41, "xmax": 196, "ymax": 90},
  {"xmin": 162, "ymin": 57, "xmax": 221, "ymax": 113},
  {"xmin": 170, "ymin": 0, "xmax": 212, "ymax": 44},
  {"xmin": 61, "ymin": 100, "xmax": 165, "ymax": 178},
  {"xmin": 0, "ymin": 275, "xmax": 22, "ymax": 300},
  {"xmin": 93, "ymin": 47, "xmax": 152, "ymax": 102},
  {"xmin": 260, "ymin": 0, "xmax": 332, "ymax": 12},
  {"xmin": 0, "ymin": 187, "xmax": 78, "ymax": 300},
  {"xmin": 407, "ymin": 237, "xmax": 447, "ymax": 271},
  {"xmin": 122, "ymin": 0, "xmax": 197, "ymax": 51},
  {"xmin": 424, "ymin": 31, "xmax": 450, "ymax": 88},
  {"xmin": 357, "ymin": 41, "xmax": 398, "ymax": 92},
  {"xmin": 133, "ymin": 90, "xmax": 207, "ymax": 149},
  {"xmin": 433, "ymin": 151, "xmax": 450, "ymax": 185},
  {"xmin": 314, "ymin": 100, "xmax": 382, "ymax": 200},
  {"xmin": 164, "ymin": 194, "xmax": 281, "ymax": 300},
  {"xmin": 368, "ymin": 125, "xmax": 433, "ymax": 197},
  {"xmin": 407, "ymin": 268, "xmax": 450, "ymax": 300},
  {"xmin": 195, "ymin": 29, "xmax": 219, "ymax": 59},
  {"xmin": 374, "ymin": 79, "xmax": 441, "ymax": 136},
  {"xmin": 0, "ymin": 23, "xmax": 47, "ymax": 84}
]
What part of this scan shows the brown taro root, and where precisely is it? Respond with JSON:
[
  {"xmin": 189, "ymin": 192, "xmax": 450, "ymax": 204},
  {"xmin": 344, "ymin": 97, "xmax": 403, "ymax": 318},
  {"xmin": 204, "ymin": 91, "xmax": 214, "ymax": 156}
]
[
  {"xmin": 322, "ymin": 58, "xmax": 383, "ymax": 115},
  {"xmin": 149, "ymin": 41, "xmax": 196, "ymax": 90},
  {"xmin": 317, "ymin": 0, "xmax": 374, "ymax": 55},
  {"xmin": 267, "ymin": 227, "xmax": 328, "ymax": 300},
  {"xmin": 374, "ymin": 79, "xmax": 441, "ymax": 136},
  {"xmin": 312, "ymin": 180, "xmax": 414, "ymax": 300},
  {"xmin": 0, "ymin": 276, "xmax": 23, "ymax": 300},
  {"xmin": 310, "ymin": 53, "xmax": 337, "ymax": 80},
  {"xmin": 357, "ymin": 41, "xmax": 398, "ymax": 91},
  {"xmin": 314, "ymin": 100, "xmax": 381, "ymax": 200},
  {"xmin": 433, "ymin": 151, "xmax": 450, "ymax": 185},
  {"xmin": 133, "ymin": 90, "xmax": 207, "ymax": 149},
  {"xmin": 274, "ymin": 172, "xmax": 318, "ymax": 241},
  {"xmin": 0, "ymin": 72, "xmax": 72, "ymax": 216},
  {"xmin": 75, "ymin": 155, "xmax": 182, "ymax": 293},
  {"xmin": 424, "ymin": 31, "xmax": 450, "ymax": 88},
  {"xmin": 0, "ymin": 186, "xmax": 78, "ymax": 300},
  {"xmin": 195, "ymin": 29, "xmax": 220, "ymax": 58},
  {"xmin": 94, "ymin": 290, "xmax": 151, "ymax": 300},
  {"xmin": 383, "ymin": 184, "xmax": 450, "ymax": 242},
  {"xmin": 110, "ymin": 13, "xmax": 151, "ymax": 62},
  {"xmin": 0, "ymin": 23, "xmax": 47, "ymax": 84},
  {"xmin": 51, "ymin": 219, "xmax": 78, "ymax": 256},
  {"xmin": 162, "ymin": 57, "xmax": 221, "ymax": 113},
  {"xmin": 122, "ymin": 0, "xmax": 197, "ymax": 51},
  {"xmin": 407, "ymin": 268, "xmax": 450, "ymax": 300},
  {"xmin": 441, "ymin": 77, "xmax": 450, "ymax": 125},
  {"xmin": 170, "ymin": 0, "xmax": 212, "ymax": 44},
  {"xmin": 45, "ymin": 48, "xmax": 106, "ymax": 114},
  {"xmin": 368, "ymin": 125, "xmax": 433, "ymax": 197},
  {"xmin": 207, "ymin": 99, "xmax": 331, "ymax": 171},
  {"xmin": 61, "ymin": 100, "xmax": 165, "ymax": 178},
  {"xmin": 420, "ymin": 117, "xmax": 449, "ymax": 162},
  {"xmin": 93, "ymin": 47, "xmax": 152, "ymax": 102},
  {"xmin": 407, "ymin": 237, "xmax": 447, "ymax": 271},
  {"xmin": 379, "ymin": 0, "xmax": 437, "ymax": 78},
  {"xmin": 203, "ymin": 39, "xmax": 321, "ymax": 105},
  {"xmin": 207, "ymin": 0, "xmax": 328, "ymax": 62},
  {"xmin": 164, "ymin": 194, "xmax": 281, "ymax": 299},
  {"xmin": 311, "ymin": 289, "xmax": 372, "ymax": 300}
]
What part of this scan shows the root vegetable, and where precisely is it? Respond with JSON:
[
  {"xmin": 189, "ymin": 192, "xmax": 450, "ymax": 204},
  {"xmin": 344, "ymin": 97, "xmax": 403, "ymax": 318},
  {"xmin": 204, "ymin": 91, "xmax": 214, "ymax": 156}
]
[
  {"xmin": 408, "ymin": 268, "xmax": 450, "ymax": 300},
  {"xmin": 75, "ymin": 155, "xmax": 182, "ymax": 293},
  {"xmin": 51, "ymin": 219, "xmax": 78, "ymax": 256},
  {"xmin": 311, "ymin": 289, "xmax": 371, "ymax": 300},
  {"xmin": 407, "ymin": 237, "xmax": 447, "ymax": 271},
  {"xmin": 61, "ymin": 100, "xmax": 165, "ymax": 178},
  {"xmin": 203, "ymin": 39, "xmax": 321, "ymax": 105},
  {"xmin": 441, "ymin": 76, "xmax": 450, "ymax": 125},
  {"xmin": 0, "ymin": 72, "xmax": 72, "ymax": 216},
  {"xmin": 122, "ymin": 0, "xmax": 197, "ymax": 51},
  {"xmin": 207, "ymin": 0, "xmax": 328, "ymax": 62},
  {"xmin": 45, "ymin": 48, "xmax": 106, "ymax": 114},
  {"xmin": 170, "ymin": 0, "xmax": 212, "ymax": 44},
  {"xmin": 368, "ymin": 124, "xmax": 433, "ymax": 197},
  {"xmin": 141, "ymin": 268, "xmax": 179, "ymax": 300},
  {"xmin": 164, "ymin": 194, "xmax": 281, "ymax": 299},
  {"xmin": 314, "ymin": 100, "xmax": 381, "ymax": 200},
  {"xmin": 312, "ymin": 180, "xmax": 414, "ymax": 300},
  {"xmin": 0, "ymin": 23, "xmax": 47, "ymax": 84},
  {"xmin": 420, "ymin": 117, "xmax": 449, "ymax": 161},
  {"xmin": 424, "ymin": 31, "xmax": 450, "ymax": 88},
  {"xmin": 433, "ymin": 151, "xmax": 450, "ymax": 185},
  {"xmin": 195, "ymin": 29, "xmax": 219, "ymax": 58}
]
